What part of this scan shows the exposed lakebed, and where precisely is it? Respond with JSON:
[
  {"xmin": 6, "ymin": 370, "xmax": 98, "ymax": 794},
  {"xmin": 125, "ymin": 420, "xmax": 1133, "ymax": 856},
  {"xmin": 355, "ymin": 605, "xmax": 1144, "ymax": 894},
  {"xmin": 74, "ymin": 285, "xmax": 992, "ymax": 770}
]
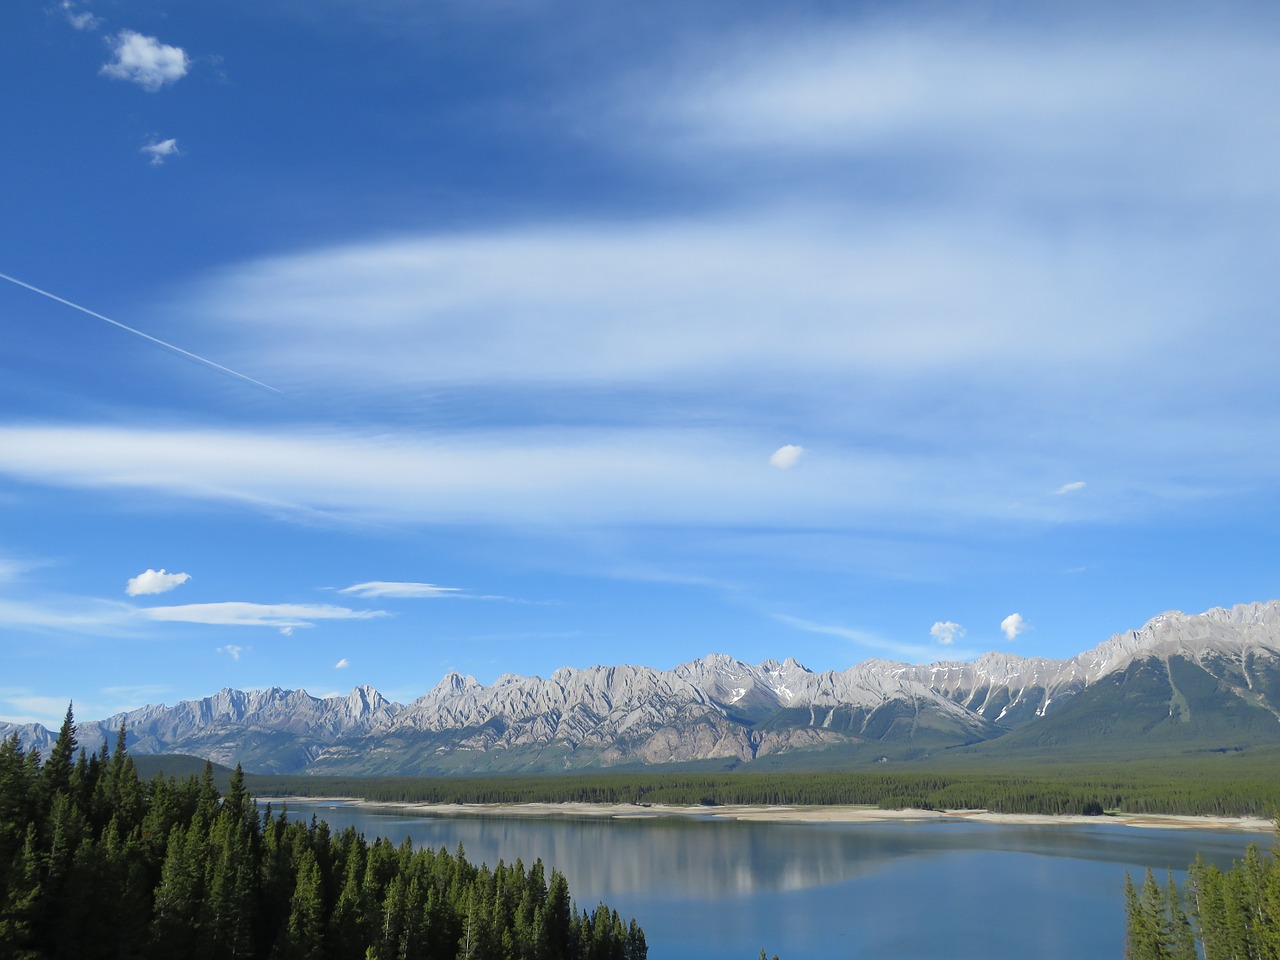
[{"xmin": 273, "ymin": 801, "xmax": 1266, "ymax": 960}]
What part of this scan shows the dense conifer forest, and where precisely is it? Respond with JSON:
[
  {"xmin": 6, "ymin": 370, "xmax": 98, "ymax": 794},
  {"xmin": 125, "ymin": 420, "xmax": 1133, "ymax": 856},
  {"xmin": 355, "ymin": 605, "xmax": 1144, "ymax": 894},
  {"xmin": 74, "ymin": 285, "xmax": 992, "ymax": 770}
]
[
  {"xmin": 1125, "ymin": 832, "xmax": 1280, "ymax": 960},
  {"xmin": 0, "ymin": 710, "xmax": 646, "ymax": 960}
]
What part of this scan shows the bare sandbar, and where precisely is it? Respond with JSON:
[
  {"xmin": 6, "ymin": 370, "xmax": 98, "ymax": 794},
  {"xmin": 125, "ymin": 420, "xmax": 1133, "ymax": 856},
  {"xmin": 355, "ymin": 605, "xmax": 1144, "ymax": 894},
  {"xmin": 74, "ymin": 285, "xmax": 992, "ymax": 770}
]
[{"xmin": 267, "ymin": 797, "xmax": 1274, "ymax": 833}]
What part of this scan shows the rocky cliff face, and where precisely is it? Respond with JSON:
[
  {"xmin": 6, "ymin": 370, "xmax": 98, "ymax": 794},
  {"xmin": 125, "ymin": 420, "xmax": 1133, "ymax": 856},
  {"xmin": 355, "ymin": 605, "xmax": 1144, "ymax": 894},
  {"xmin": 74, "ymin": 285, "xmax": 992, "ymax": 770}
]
[{"xmin": 5, "ymin": 601, "xmax": 1279, "ymax": 773}]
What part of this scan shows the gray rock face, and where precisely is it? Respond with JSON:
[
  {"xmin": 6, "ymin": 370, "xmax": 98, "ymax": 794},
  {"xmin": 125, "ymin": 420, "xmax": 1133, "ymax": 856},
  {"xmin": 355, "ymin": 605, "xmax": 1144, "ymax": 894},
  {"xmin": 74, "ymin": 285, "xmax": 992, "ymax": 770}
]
[{"xmin": 4, "ymin": 601, "xmax": 1279, "ymax": 773}]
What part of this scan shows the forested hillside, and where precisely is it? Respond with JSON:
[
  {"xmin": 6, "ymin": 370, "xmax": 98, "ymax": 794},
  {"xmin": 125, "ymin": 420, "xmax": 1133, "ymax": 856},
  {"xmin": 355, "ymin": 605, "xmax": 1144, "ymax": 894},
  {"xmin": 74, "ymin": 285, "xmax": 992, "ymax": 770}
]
[{"xmin": 0, "ymin": 709, "xmax": 645, "ymax": 960}]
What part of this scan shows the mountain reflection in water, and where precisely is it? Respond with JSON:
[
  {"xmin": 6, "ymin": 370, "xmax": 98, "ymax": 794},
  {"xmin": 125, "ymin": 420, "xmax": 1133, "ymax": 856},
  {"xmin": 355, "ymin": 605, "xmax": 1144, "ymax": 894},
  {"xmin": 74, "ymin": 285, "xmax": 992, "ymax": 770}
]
[
  {"xmin": 269, "ymin": 802, "xmax": 1258, "ymax": 898},
  {"xmin": 269, "ymin": 803, "xmax": 1264, "ymax": 959}
]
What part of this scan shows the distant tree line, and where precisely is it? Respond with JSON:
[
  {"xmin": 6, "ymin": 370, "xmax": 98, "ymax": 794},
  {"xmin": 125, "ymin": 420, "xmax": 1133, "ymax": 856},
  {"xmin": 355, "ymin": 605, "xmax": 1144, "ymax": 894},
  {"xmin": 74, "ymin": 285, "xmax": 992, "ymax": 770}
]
[
  {"xmin": 1125, "ymin": 831, "xmax": 1280, "ymax": 959},
  {"xmin": 0, "ymin": 709, "xmax": 646, "ymax": 960},
  {"xmin": 247, "ymin": 762, "xmax": 1280, "ymax": 818}
]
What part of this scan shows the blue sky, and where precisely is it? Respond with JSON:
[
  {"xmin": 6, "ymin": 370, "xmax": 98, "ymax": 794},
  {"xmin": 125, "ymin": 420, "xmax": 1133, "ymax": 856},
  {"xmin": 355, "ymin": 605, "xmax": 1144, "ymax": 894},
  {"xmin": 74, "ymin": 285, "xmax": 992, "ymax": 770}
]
[{"xmin": 3, "ymin": 0, "xmax": 1279, "ymax": 728}]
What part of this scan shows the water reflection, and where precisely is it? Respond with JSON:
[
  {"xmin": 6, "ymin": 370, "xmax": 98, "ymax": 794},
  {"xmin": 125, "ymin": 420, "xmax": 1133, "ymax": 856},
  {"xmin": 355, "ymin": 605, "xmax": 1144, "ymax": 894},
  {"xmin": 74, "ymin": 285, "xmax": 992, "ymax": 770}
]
[
  {"xmin": 267, "ymin": 802, "xmax": 1265, "ymax": 960},
  {"xmin": 270, "ymin": 802, "xmax": 1262, "ymax": 900}
]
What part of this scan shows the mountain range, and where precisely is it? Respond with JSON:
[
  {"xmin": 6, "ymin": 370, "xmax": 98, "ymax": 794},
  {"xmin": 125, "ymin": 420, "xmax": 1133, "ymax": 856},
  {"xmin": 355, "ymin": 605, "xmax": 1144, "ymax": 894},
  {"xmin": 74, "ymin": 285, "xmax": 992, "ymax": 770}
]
[{"xmin": 6, "ymin": 601, "xmax": 1280, "ymax": 774}]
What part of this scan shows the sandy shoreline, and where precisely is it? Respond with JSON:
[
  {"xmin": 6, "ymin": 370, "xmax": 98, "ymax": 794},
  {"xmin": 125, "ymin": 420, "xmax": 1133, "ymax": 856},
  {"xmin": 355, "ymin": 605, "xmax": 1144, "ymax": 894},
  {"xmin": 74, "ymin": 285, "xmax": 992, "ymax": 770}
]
[{"xmin": 262, "ymin": 797, "xmax": 1276, "ymax": 833}]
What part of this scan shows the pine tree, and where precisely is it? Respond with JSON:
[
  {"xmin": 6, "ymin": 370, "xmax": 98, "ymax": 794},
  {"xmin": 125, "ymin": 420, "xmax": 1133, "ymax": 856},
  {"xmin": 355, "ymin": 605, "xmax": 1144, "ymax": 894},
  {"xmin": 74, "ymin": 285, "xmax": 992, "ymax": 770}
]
[
  {"xmin": 0, "ymin": 725, "xmax": 646, "ymax": 960},
  {"xmin": 36, "ymin": 705, "xmax": 77, "ymax": 814},
  {"xmin": 283, "ymin": 848, "xmax": 327, "ymax": 960},
  {"xmin": 150, "ymin": 822, "xmax": 203, "ymax": 959}
]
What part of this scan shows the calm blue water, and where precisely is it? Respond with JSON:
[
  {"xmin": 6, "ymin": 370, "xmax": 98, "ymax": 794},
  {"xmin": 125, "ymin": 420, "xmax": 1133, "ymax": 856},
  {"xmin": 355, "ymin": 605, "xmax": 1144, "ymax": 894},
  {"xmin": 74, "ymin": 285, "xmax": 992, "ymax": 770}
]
[{"xmin": 270, "ymin": 801, "xmax": 1267, "ymax": 960}]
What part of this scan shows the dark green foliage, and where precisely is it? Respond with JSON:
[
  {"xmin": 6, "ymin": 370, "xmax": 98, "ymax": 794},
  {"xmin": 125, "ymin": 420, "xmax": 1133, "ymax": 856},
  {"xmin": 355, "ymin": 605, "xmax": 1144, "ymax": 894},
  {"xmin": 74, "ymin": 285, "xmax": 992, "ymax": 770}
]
[
  {"xmin": 246, "ymin": 750, "xmax": 1280, "ymax": 818},
  {"xmin": 0, "ymin": 707, "xmax": 644, "ymax": 960},
  {"xmin": 1124, "ymin": 869, "xmax": 1197, "ymax": 960},
  {"xmin": 1126, "ymin": 829, "xmax": 1280, "ymax": 959}
]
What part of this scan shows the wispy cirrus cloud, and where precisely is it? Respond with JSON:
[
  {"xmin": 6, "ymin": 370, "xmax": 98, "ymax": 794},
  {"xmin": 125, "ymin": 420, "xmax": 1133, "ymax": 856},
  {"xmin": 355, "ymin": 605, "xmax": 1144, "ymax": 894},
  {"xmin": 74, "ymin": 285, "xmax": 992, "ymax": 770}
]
[
  {"xmin": 1, "ymin": 685, "xmax": 171, "ymax": 728},
  {"xmin": 340, "ymin": 581, "xmax": 463, "ymax": 599},
  {"xmin": 0, "ymin": 597, "xmax": 138, "ymax": 634},
  {"xmin": 0, "ymin": 555, "xmax": 34, "ymax": 583},
  {"xmin": 0, "ymin": 421, "xmax": 1271, "ymax": 540},
  {"xmin": 0, "ymin": 691, "xmax": 76, "ymax": 726},
  {"xmin": 0, "ymin": 594, "xmax": 385, "ymax": 639},
  {"xmin": 632, "ymin": 24, "xmax": 1280, "ymax": 204},
  {"xmin": 140, "ymin": 602, "xmax": 387, "ymax": 631},
  {"xmin": 60, "ymin": 2, "xmax": 101, "ymax": 31},
  {"xmin": 184, "ymin": 218, "xmax": 1210, "ymax": 392},
  {"xmin": 777, "ymin": 614, "xmax": 973, "ymax": 663},
  {"xmin": 0, "ymin": 423, "xmax": 1144, "ymax": 532}
]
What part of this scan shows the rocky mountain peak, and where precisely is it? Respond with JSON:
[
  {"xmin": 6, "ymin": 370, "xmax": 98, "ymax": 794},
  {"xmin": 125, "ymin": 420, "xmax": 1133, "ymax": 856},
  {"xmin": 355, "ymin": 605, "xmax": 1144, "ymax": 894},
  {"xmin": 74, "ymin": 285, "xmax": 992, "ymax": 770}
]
[
  {"xmin": 1082, "ymin": 600, "xmax": 1280, "ymax": 677},
  {"xmin": 5, "ymin": 599, "xmax": 1280, "ymax": 776}
]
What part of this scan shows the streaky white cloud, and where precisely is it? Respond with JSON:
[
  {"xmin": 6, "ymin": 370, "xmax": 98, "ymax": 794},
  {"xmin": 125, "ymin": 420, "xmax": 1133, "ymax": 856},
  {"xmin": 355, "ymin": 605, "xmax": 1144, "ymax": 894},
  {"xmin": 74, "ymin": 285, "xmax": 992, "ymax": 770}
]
[
  {"xmin": 335, "ymin": 657, "xmax": 350, "ymax": 669},
  {"xmin": 2, "ymin": 420, "xmax": 1275, "ymax": 538},
  {"xmin": 1, "ymin": 687, "xmax": 169, "ymax": 728},
  {"xmin": 0, "ymin": 555, "xmax": 33, "ymax": 583},
  {"xmin": 217, "ymin": 645, "xmax": 244, "ymax": 660},
  {"xmin": 769, "ymin": 444, "xmax": 804, "ymax": 469},
  {"xmin": 340, "ymin": 581, "xmax": 462, "ymax": 599},
  {"xmin": 125, "ymin": 568, "xmax": 190, "ymax": 596},
  {"xmin": 188, "ymin": 218, "xmax": 1209, "ymax": 393},
  {"xmin": 1054, "ymin": 481, "xmax": 1086, "ymax": 495},
  {"xmin": 100, "ymin": 684, "xmax": 169, "ymax": 702},
  {"xmin": 929, "ymin": 620, "xmax": 965, "ymax": 645},
  {"xmin": 62, "ymin": 2, "xmax": 101, "ymax": 31},
  {"xmin": 100, "ymin": 30, "xmax": 189, "ymax": 91},
  {"xmin": 141, "ymin": 602, "xmax": 387, "ymax": 630},
  {"xmin": 0, "ymin": 597, "xmax": 139, "ymax": 633},
  {"xmin": 141, "ymin": 138, "xmax": 179, "ymax": 165},
  {"xmin": 1000, "ymin": 613, "xmax": 1027, "ymax": 640},
  {"xmin": 0, "ymin": 692, "xmax": 75, "ymax": 727},
  {"xmin": 0, "ymin": 423, "xmax": 1107, "ymax": 532},
  {"xmin": 637, "ymin": 25, "xmax": 1279, "ymax": 204},
  {"xmin": 778, "ymin": 613, "xmax": 969, "ymax": 663}
]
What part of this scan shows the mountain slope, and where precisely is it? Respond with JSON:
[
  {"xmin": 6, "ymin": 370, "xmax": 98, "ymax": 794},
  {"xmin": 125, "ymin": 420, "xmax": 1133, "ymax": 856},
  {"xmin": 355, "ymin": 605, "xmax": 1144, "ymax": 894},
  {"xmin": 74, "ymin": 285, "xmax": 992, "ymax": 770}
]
[{"xmin": 4, "ymin": 601, "xmax": 1279, "ymax": 774}]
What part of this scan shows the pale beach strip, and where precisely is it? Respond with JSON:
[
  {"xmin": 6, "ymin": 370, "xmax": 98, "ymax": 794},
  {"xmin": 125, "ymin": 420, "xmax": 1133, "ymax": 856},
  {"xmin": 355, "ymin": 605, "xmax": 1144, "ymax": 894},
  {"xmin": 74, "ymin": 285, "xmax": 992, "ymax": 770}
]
[{"xmin": 262, "ymin": 797, "xmax": 1277, "ymax": 833}]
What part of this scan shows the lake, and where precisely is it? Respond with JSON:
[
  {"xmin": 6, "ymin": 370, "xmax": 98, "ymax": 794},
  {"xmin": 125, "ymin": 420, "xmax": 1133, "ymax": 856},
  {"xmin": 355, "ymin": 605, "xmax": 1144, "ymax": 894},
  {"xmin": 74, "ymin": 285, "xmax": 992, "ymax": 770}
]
[{"xmin": 273, "ymin": 801, "xmax": 1267, "ymax": 960}]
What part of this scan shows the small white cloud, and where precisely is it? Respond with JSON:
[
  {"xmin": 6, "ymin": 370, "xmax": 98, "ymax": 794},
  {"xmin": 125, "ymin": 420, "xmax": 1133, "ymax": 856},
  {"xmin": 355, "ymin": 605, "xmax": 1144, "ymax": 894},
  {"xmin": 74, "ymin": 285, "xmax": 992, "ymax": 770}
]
[
  {"xmin": 1054, "ymin": 481, "xmax": 1086, "ymax": 495},
  {"xmin": 335, "ymin": 658, "xmax": 350, "ymax": 669},
  {"xmin": 339, "ymin": 581, "xmax": 463, "ymax": 599},
  {"xmin": 125, "ymin": 568, "xmax": 190, "ymax": 596},
  {"xmin": 217, "ymin": 644, "xmax": 244, "ymax": 660},
  {"xmin": 100, "ymin": 30, "xmax": 190, "ymax": 92},
  {"xmin": 769, "ymin": 444, "xmax": 805, "ymax": 469},
  {"xmin": 1001, "ymin": 613, "xmax": 1028, "ymax": 640},
  {"xmin": 141, "ymin": 138, "xmax": 179, "ymax": 166},
  {"xmin": 930, "ymin": 620, "xmax": 965, "ymax": 645}
]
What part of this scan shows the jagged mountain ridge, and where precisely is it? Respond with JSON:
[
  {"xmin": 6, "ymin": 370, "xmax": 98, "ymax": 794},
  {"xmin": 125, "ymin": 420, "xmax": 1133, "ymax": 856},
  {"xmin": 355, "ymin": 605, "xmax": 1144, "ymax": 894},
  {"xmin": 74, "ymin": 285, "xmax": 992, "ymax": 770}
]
[{"xmin": 5, "ymin": 601, "xmax": 1280, "ymax": 773}]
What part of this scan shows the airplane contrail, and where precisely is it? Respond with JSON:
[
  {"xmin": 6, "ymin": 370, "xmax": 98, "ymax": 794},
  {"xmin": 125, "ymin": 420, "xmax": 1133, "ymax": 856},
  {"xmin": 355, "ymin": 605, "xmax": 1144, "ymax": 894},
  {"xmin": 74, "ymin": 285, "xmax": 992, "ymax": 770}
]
[{"xmin": 0, "ymin": 271, "xmax": 282, "ymax": 394}]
